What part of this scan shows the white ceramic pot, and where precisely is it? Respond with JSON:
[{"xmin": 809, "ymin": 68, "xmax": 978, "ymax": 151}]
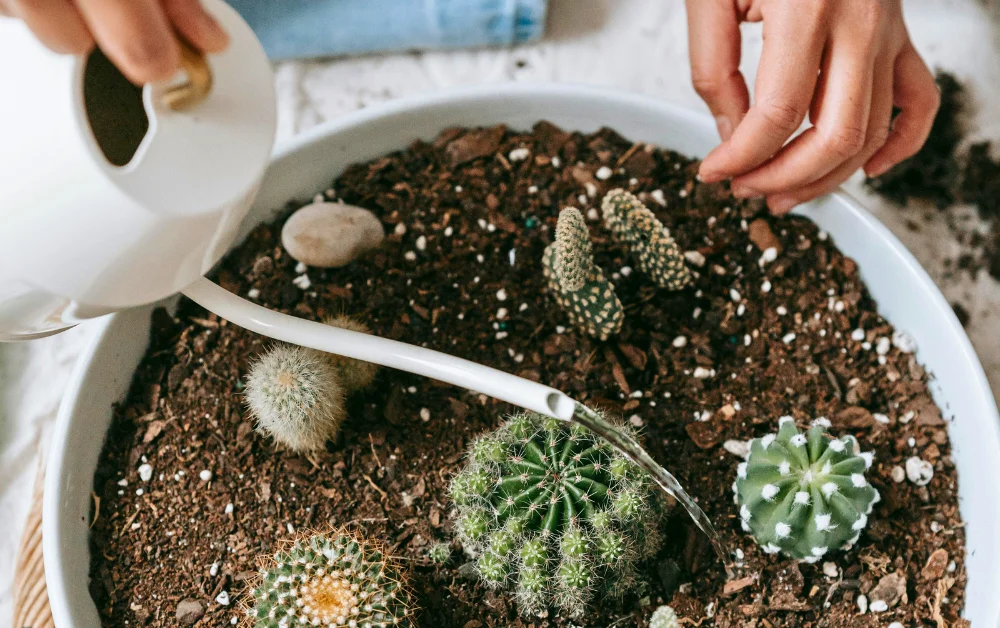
[{"xmin": 43, "ymin": 85, "xmax": 1000, "ymax": 627}]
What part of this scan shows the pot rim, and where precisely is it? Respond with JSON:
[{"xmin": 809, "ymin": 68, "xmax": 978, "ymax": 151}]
[{"xmin": 43, "ymin": 82, "xmax": 1000, "ymax": 627}]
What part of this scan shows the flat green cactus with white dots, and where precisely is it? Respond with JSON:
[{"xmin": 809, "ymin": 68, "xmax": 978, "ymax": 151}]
[
  {"xmin": 450, "ymin": 411, "xmax": 670, "ymax": 618},
  {"xmin": 733, "ymin": 417, "xmax": 880, "ymax": 562}
]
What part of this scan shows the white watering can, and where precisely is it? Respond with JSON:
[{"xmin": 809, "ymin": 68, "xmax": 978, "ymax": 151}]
[{"xmin": 0, "ymin": 0, "xmax": 574, "ymax": 420}]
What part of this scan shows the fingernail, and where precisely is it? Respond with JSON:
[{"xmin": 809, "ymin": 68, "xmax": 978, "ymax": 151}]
[
  {"xmin": 715, "ymin": 115, "xmax": 734, "ymax": 141},
  {"xmin": 697, "ymin": 167, "xmax": 724, "ymax": 184},
  {"xmin": 730, "ymin": 183, "xmax": 761, "ymax": 199},
  {"xmin": 865, "ymin": 160, "xmax": 892, "ymax": 178},
  {"xmin": 768, "ymin": 196, "xmax": 798, "ymax": 215}
]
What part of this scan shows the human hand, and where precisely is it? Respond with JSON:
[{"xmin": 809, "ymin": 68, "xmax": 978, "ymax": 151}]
[
  {"xmin": 0, "ymin": 0, "xmax": 228, "ymax": 84},
  {"xmin": 686, "ymin": 0, "xmax": 940, "ymax": 214}
]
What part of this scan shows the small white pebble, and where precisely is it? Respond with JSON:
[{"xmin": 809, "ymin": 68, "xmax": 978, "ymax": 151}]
[
  {"xmin": 761, "ymin": 280, "xmax": 772, "ymax": 293},
  {"xmin": 730, "ymin": 289, "xmax": 742, "ymax": 302},
  {"xmin": 723, "ymin": 440, "xmax": 750, "ymax": 458},
  {"xmin": 892, "ymin": 329, "xmax": 917, "ymax": 353},
  {"xmin": 444, "ymin": 226, "xmax": 453, "ymax": 237},
  {"xmin": 224, "ymin": 503, "xmax": 234, "ymax": 514},
  {"xmin": 759, "ymin": 247, "xmax": 778, "ymax": 265},
  {"xmin": 495, "ymin": 331, "xmax": 508, "ymax": 340},
  {"xmin": 672, "ymin": 336, "xmax": 687, "ymax": 348},
  {"xmin": 415, "ymin": 235, "xmax": 427, "ymax": 251},
  {"xmin": 404, "ymin": 251, "xmax": 417, "ymax": 261},
  {"xmin": 684, "ymin": 251, "xmax": 706, "ymax": 267},
  {"xmin": 551, "ymin": 156, "xmax": 562, "ymax": 168},
  {"xmin": 873, "ymin": 413, "xmax": 890, "ymax": 425},
  {"xmin": 629, "ymin": 415, "xmax": 643, "ymax": 427},
  {"xmin": 869, "ymin": 600, "xmax": 888, "ymax": 613},
  {"xmin": 891, "ymin": 466, "xmax": 906, "ymax": 483},
  {"xmin": 777, "ymin": 305, "xmax": 788, "ymax": 316},
  {"xmin": 736, "ymin": 303, "xmax": 746, "ymax": 317},
  {"xmin": 527, "ymin": 185, "xmax": 538, "ymax": 194},
  {"xmin": 876, "ymin": 337, "xmax": 891, "ymax": 355},
  {"xmin": 215, "ymin": 591, "xmax": 230, "ymax": 606},
  {"xmin": 295, "ymin": 261, "xmax": 307, "ymax": 274},
  {"xmin": 857, "ymin": 594, "xmax": 869, "ymax": 614},
  {"xmin": 931, "ymin": 521, "xmax": 942, "ymax": 533},
  {"xmin": 394, "ymin": 223, "xmax": 407, "ymax": 236},
  {"xmin": 822, "ymin": 562, "xmax": 839, "ymax": 578},
  {"xmin": 900, "ymin": 410, "xmax": 915, "ymax": 424},
  {"xmin": 693, "ymin": 366, "xmax": 714, "ymax": 379},
  {"xmin": 247, "ymin": 288, "xmax": 260, "ymax": 299},
  {"xmin": 620, "ymin": 266, "xmax": 632, "ymax": 277},
  {"xmin": 783, "ymin": 333, "xmax": 797, "ymax": 344},
  {"xmin": 851, "ymin": 328, "xmax": 865, "ymax": 341},
  {"xmin": 585, "ymin": 182, "xmax": 598, "ymax": 197},
  {"xmin": 556, "ymin": 325, "xmax": 566, "ymax": 334},
  {"xmin": 905, "ymin": 456, "xmax": 934, "ymax": 486},
  {"xmin": 210, "ymin": 562, "xmax": 219, "ymax": 576},
  {"xmin": 496, "ymin": 308, "xmax": 508, "ymax": 320},
  {"xmin": 508, "ymin": 147, "xmax": 530, "ymax": 161},
  {"xmin": 419, "ymin": 408, "xmax": 431, "ymax": 422},
  {"xmin": 888, "ymin": 623, "xmax": 904, "ymax": 628},
  {"xmin": 650, "ymin": 189, "xmax": 667, "ymax": 206},
  {"xmin": 496, "ymin": 289, "xmax": 508, "ymax": 301},
  {"xmin": 292, "ymin": 274, "xmax": 311, "ymax": 290},
  {"xmin": 596, "ymin": 166, "xmax": 613, "ymax": 180},
  {"xmin": 587, "ymin": 208, "xmax": 600, "ymax": 221},
  {"xmin": 199, "ymin": 470, "xmax": 212, "ymax": 482},
  {"xmin": 455, "ymin": 185, "xmax": 463, "ymax": 193},
  {"xmin": 138, "ymin": 464, "xmax": 153, "ymax": 483}
]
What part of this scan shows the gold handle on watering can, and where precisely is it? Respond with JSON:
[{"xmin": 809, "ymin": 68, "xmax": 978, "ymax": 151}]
[{"xmin": 160, "ymin": 39, "xmax": 213, "ymax": 111}]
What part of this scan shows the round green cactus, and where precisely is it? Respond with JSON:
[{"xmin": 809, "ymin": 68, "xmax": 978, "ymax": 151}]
[
  {"xmin": 601, "ymin": 189, "xmax": 692, "ymax": 291},
  {"xmin": 245, "ymin": 344, "xmax": 346, "ymax": 452},
  {"xmin": 733, "ymin": 417, "xmax": 879, "ymax": 562},
  {"xmin": 649, "ymin": 605, "xmax": 679, "ymax": 628},
  {"xmin": 427, "ymin": 542, "xmax": 451, "ymax": 564},
  {"xmin": 248, "ymin": 529, "xmax": 414, "ymax": 627},
  {"xmin": 450, "ymin": 411, "xmax": 670, "ymax": 618},
  {"xmin": 542, "ymin": 207, "xmax": 624, "ymax": 341}
]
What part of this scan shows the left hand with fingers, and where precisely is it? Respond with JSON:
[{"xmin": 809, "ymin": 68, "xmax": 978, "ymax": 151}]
[{"xmin": 685, "ymin": 0, "xmax": 940, "ymax": 214}]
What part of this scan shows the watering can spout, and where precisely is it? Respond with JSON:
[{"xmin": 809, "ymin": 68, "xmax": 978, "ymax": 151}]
[{"xmin": 0, "ymin": 0, "xmax": 276, "ymax": 341}]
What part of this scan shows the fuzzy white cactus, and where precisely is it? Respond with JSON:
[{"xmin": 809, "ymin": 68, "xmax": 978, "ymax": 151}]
[
  {"xmin": 649, "ymin": 605, "xmax": 679, "ymax": 628},
  {"xmin": 323, "ymin": 315, "xmax": 380, "ymax": 392},
  {"xmin": 245, "ymin": 344, "xmax": 346, "ymax": 452}
]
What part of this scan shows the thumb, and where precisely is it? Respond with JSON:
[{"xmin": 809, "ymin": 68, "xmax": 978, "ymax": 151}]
[{"xmin": 686, "ymin": 0, "xmax": 750, "ymax": 141}]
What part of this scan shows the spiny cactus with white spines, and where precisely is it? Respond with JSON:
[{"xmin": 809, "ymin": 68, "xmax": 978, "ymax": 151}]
[
  {"xmin": 323, "ymin": 315, "xmax": 380, "ymax": 392},
  {"xmin": 649, "ymin": 604, "xmax": 679, "ymax": 628},
  {"xmin": 601, "ymin": 189, "xmax": 692, "ymax": 291},
  {"xmin": 427, "ymin": 542, "xmax": 451, "ymax": 565},
  {"xmin": 450, "ymin": 411, "xmax": 670, "ymax": 618},
  {"xmin": 542, "ymin": 207, "xmax": 624, "ymax": 341},
  {"xmin": 733, "ymin": 417, "xmax": 880, "ymax": 562},
  {"xmin": 247, "ymin": 529, "xmax": 414, "ymax": 628},
  {"xmin": 245, "ymin": 344, "xmax": 346, "ymax": 452}
]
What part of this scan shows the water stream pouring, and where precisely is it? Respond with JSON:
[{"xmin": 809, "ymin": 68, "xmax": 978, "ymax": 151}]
[{"xmin": 0, "ymin": 0, "xmax": 732, "ymax": 576}]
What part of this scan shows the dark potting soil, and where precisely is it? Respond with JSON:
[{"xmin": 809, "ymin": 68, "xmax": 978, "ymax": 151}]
[{"xmin": 89, "ymin": 122, "xmax": 968, "ymax": 627}]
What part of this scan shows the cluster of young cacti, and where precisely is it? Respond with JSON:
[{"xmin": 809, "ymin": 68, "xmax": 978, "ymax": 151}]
[
  {"xmin": 542, "ymin": 191, "xmax": 692, "ymax": 340},
  {"xmin": 449, "ymin": 410, "xmax": 671, "ymax": 618},
  {"xmin": 542, "ymin": 208, "xmax": 624, "ymax": 340},
  {"xmin": 245, "ymin": 315, "xmax": 379, "ymax": 452},
  {"xmin": 247, "ymin": 528, "xmax": 414, "ymax": 628},
  {"xmin": 601, "ymin": 189, "xmax": 692, "ymax": 291},
  {"xmin": 733, "ymin": 417, "xmax": 880, "ymax": 562},
  {"xmin": 427, "ymin": 542, "xmax": 452, "ymax": 565},
  {"xmin": 649, "ymin": 605, "xmax": 679, "ymax": 628}
]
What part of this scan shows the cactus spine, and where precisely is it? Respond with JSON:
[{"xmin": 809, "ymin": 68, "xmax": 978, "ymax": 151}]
[
  {"xmin": 734, "ymin": 417, "xmax": 880, "ymax": 562},
  {"xmin": 247, "ymin": 529, "xmax": 414, "ymax": 627},
  {"xmin": 649, "ymin": 605, "xmax": 679, "ymax": 628},
  {"xmin": 245, "ymin": 344, "xmax": 346, "ymax": 452},
  {"xmin": 450, "ymin": 411, "xmax": 670, "ymax": 618},
  {"xmin": 542, "ymin": 208, "xmax": 624, "ymax": 340},
  {"xmin": 601, "ymin": 189, "xmax": 692, "ymax": 291}
]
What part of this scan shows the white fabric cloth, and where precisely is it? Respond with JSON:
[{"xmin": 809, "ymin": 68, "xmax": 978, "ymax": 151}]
[{"xmin": 2, "ymin": 0, "xmax": 999, "ymax": 621}]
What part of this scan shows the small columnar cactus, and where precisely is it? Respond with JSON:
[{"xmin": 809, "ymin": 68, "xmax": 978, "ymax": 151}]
[
  {"xmin": 323, "ymin": 315, "xmax": 380, "ymax": 392},
  {"xmin": 542, "ymin": 208, "xmax": 624, "ymax": 340},
  {"xmin": 601, "ymin": 189, "xmax": 692, "ymax": 291},
  {"xmin": 734, "ymin": 417, "xmax": 880, "ymax": 562},
  {"xmin": 248, "ymin": 529, "xmax": 414, "ymax": 627},
  {"xmin": 450, "ymin": 411, "xmax": 669, "ymax": 618},
  {"xmin": 649, "ymin": 605, "xmax": 679, "ymax": 628},
  {"xmin": 245, "ymin": 344, "xmax": 346, "ymax": 452}
]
